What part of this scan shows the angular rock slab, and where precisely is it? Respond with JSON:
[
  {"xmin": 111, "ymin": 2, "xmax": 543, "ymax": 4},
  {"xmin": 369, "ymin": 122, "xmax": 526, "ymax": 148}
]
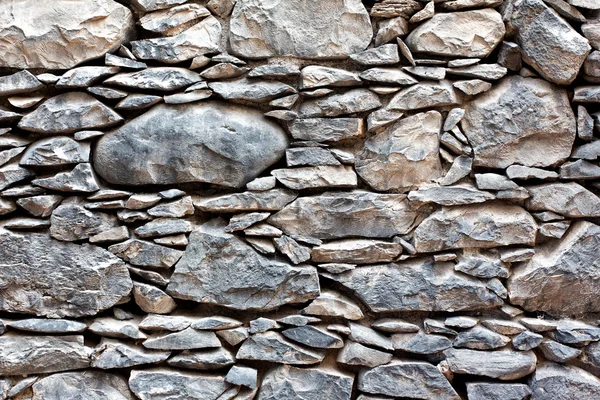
[
  {"xmin": 358, "ymin": 361, "xmax": 459, "ymax": 400},
  {"xmin": 326, "ymin": 258, "xmax": 502, "ymax": 313},
  {"xmin": 129, "ymin": 369, "xmax": 229, "ymax": 400},
  {"xmin": 509, "ymin": 221, "xmax": 600, "ymax": 316},
  {"xmin": 356, "ymin": 110, "xmax": 443, "ymax": 191},
  {"xmin": 0, "ymin": 0, "xmax": 134, "ymax": 69},
  {"xmin": 269, "ymin": 191, "xmax": 425, "ymax": 239},
  {"xmin": 18, "ymin": 92, "xmax": 123, "ymax": 135},
  {"xmin": 95, "ymin": 102, "xmax": 287, "ymax": 188},
  {"xmin": 167, "ymin": 219, "xmax": 319, "ymax": 310},
  {"xmin": 414, "ymin": 203, "xmax": 537, "ymax": 252},
  {"xmin": 445, "ymin": 349, "xmax": 537, "ymax": 380},
  {"xmin": 258, "ymin": 365, "xmax": 354, "ymax": 400},
  {"xmin": 229, "ymin": 0, "xmax": 372, "ymax": 59},
  {"xmin": 0, "ymin": 335, "xmax": 91, "ymax": 376},
  {"xmin": 512, "ymin": 0, "xmax": 591, "ymax": 85},
  {"xmin": 31, "ymin": 371, "xmax": 134, "ymax": 400},
  {"xmin": 530, "ymin": 362, "xmax": 600, "ymax": 399},
  {"xmin": 406, "ymin": 8, "xmax": 504, "ymax": 58},
  {"xmin": 462, "ymin": 76, "xmax": 575, "ymax": 168},
  {"xmin": 0, "ymin": 230, "xmax": 132, "ymax": 318}
]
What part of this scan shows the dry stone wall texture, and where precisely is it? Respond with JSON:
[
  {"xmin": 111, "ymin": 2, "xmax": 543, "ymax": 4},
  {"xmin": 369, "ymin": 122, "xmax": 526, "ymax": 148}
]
[{"xmin": 1, "ymin": 0, "xmax": 600, "ymax": 398}]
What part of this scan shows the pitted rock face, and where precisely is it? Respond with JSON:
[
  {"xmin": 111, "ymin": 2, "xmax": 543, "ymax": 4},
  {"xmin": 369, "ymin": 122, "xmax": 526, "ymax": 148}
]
[
  {"xmin": 0, "ymin": 0, "xmax": 135, "ymax": 69},
  {"xmin": 229, "ymin": 0, "xmax": 373, "ymax": 59},
  {"xmin": 94, "ymin": 102, "xmax": 288, "ymax": 188}
]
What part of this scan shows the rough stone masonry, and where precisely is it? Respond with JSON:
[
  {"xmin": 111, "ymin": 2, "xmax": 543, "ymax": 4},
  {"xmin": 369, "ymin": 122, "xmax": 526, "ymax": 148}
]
[{"xmin": 1, "ymin": 0, "xmax": 600, "ymax": 398}]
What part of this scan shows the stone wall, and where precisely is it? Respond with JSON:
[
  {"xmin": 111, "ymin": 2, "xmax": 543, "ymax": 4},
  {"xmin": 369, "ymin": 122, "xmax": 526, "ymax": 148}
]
[{"xmin": 0, "ymin": 0, "xmax": 599, "ymax": 398}]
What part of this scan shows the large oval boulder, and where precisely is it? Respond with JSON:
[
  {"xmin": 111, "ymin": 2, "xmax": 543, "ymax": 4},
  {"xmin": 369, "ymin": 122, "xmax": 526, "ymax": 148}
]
[
  {"xmin": 94, "ymin": 102, "xmax": 289, "ymax": 188},
  {"xmin": 0, "ymin": 0, "xmax": 135, "ymax": 69},
  {"xmin": 229, "ymin": 0, "xmax": 372, "ymax": 59}
]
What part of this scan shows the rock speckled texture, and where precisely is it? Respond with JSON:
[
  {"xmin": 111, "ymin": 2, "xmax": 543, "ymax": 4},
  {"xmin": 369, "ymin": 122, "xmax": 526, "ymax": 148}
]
[{"xmin": 0, "ymin": 0, "xmax": 599, "ymax": 398}]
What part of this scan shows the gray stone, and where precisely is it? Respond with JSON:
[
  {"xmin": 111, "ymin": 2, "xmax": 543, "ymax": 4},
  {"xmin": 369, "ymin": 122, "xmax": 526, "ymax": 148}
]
[
  {"xmin": 311, "ymin": 239, "xmax": 401, "ymax": 264},
  {"xmin": 388, "ymin": 81, "xmax": 458, "ymax": 111},
  {"xmin": 286, "ymin": 148, "xmax": 340, "ymax": 167},
  {"xmin": 89, "ymin": 317, "xmax": 147, "ymax": 340},
  {"xmin": 462, "ymin": 76, "xmax": 575, "ymax": 168},
  {"xmin": 466, "ymin": 383, "xmax": 531, "ymax": 400},
  {"xmin": 360, "ymin": 68, "xmax": 417, "ymax": 85},
  {"xmin": 372, "ymin": 318, "xmax": 420, "ymax": 333},
  {"xmin": 370, "ymin": 0, "xmax": 422, "ymax": 18},
  {"xmin": 375, "ymin": 17, "xmax": 409, "ymax": 46},
  {"xmin": 272, "ymin": 166, "xmax": 357, "ymax": 190},
  {"xmin": 269, "ymin": 191, "xmax": 424, "ymax": 239},
  {"xmin": 506, "ymin": 165, "xmax": 558, "ymax": 180},
  {"xmin": 337, "ymin": 340, "xmax": 392, "ymax": 367},
  {"xmin": 135, "ymin": 218, "xmax": 192, "ymax": 238},
  {"xmin": 560, "ymin": 159, "xmax": 600, "ymax": 179},
  {"xmin": 109, "ymin": 239, "xmax": 183, "ymax": 269},
  {"xmin": 0, "ymin": 163, "xmax": 33, "ymax": 191},
  {"xmin": 513, "ymin": 331, "xmax": 544, "ymax": 351},
  {"xmin": 453, "ymin": 326, "xmax": 511, "ymax": 350},
  {"xmin": 104, "ymin": 68, "xmax": 202, "ymax": 91},
  {"xmin": 530, "ymin": 363, "xmax": 600, "ymax": 399},
  {"xmin": 129, "ymin": 369, "xmax": 228, "ymax": 400},
  {"xmin": 392, "ymin": 332, "xmax": 452, "ymax": 354},
  {"xmin": 299, "ymin": 89, "xmax": 381, "ymax": 118},
  {"xmin": 498, "ymin": 41, "xmax": 523, "ymax": 71},
  {"xmin": 230, "ymin": 0, "xmax": 372, "ymax": 59},
  {"xmin": 31, "ymin": 371, "xmax": 133, "ymax": 400},
  {"xmin": 259, "ymin": 365, "xmax": 353, "ymax": 400},
  {"xmin": 406, "ymin": 9, "xmax": 504, "ymax": 57},
  {"xmin": 209, "ymin": 78, "xmax": 295, "ymax": 102},
  {"xmin": 0, "ymin": 0, "xmax": 134, "ymax": 69},
  {"xmin": 358, "ymin": 361, "xmax": 459, "ymax": 400},
  {"xmin": 56, "ymin": 66, "xmax": 120, "ymax": 88},
  {"xmin": 20, "ymin": 137, "xmax": 89, "ymax": 166},
  {"xmin": 116, "ymin": 94, "xmax": 162, "ymax": 110},
  {"xmin": 131, "ymin": 17, "xmax": 222, "ymax": 63},
  {"xmin": 194, "ymin": 189, "xmax": 297, "ymax": 212},
  {"xmin": 143, "ymin": 327, "xmax": 221, "ymax": 350},
  {"xmin": 18, "ymin": 92, "xmax": 122, "ymax": 134},
  {"xmin": 6, "ymin": 318, "xmax": 86, "ymax": 333},
  {"xmin": 302, "ymin": 290, "xmax": 364, "ymax": 320},
  {"xmin": 140, "ymin": 315, "xmax": 192, "ymax": 332},
  {"xmin": 453, "ymin": 79, "xmax": 493, "ymax": 95},
  {"xmin": 350, "ymin": 44, "xmax": 400, "ymax": 66},
  {"xmin": 139, "ymin": 4, "xmax": 210, "ymax": 35},
  {"xmin": 167, "ymin": 219, "xmax": 319, "ymax": 310},
  {"xmin": 91, "ymin": 339, "xmax": 170, "ymax": 369},
  {"xmin": 414, "ymin": 203, "xmax": 537, "ymax": 252},
  {"xmin": 0, "ymin": 70, "xmax": 44, "ymax": 96},
  {"xmin": 526, "ymin": 182, "xmax": 600, "ymax": 217},
  {"xmin": 273, "ymin": 235, "xmax": 312, "ymax": 264},
  {"xmin": 446, "ymin": 64, "xmax": 507, "ymax": 80},
  {"xmin": 236, "ymin": 332, "xmax": 325, "ymax": 365},
  {"xmin": 226, "ymin": 366, "xmax": 257, "ymax": 389},
  {"xmin": 444, "ymin": 348, "xmax": 537, "ymax": 380},
  {"xmin": 50, "ymin": 203, "xmax": 117, "ymax": 242},
  {"xmin": 288, "ymin": 118, "xmax": 365, "ymax": 142},
  {"xmin": 95, "ymin": 102, "xmax": 287, "ymax": 188},
  {"xmin": 512, "ymin": 0, "xmax": 591, "ymax": 85},
  {"xmin": 4, "ymin": 217, "xmax": 50, "ymax": 230},
  {"xmin": 300, "ymin": 66, "xmax": 361, "ymax": 89},
  {"xmin": 167, "ymin": 347, "xmax": 236, "ymax": 370},
  {"xmin": 282, "ymin": 325, "xmax": 343, "ymax": 349},
  {"xmin": 539, "ymin": 340, "xmax": 581, "ymax": 362},
  {"xmin": 583, "ymin": 22, "xmax": 600, "ymax": 50},
  {"xmin": 326, "ymin": 258, "xmax": 502, "ymax": 312},
  {"xmin": 0, "ymin": 230, "xmax": 131, "ymax": 317},
  {"xmin": 0, "ymin": 335, "xmax": 90, "ymax": 375},
  {"xmin": 32, "ymin": 163, "xmax": 100, "ymax": 193},
  {"xmin": 455, "ymin": 249, "xmax": 509, "ymax": 279},
  {"xmin": 408, "ymin": 184, "xmax": 495, "ymax": 206},
  {"xmin": 148, "ymin": 196, "xmax": 194, "ymax": 218},
  {"xmin": 133, "ymin": 282, "xmax": 177, "ymax": 314},
  {"xmin": 105, "ymin": 53, "xmax": 147, "ymax": 69},
  {"xmin": 16, "ymin": 195, "xmax": 62, "ymax": 217},
  {"xmin": 356, "ymin": 111, "xmax": 442, "ymax": 191}
]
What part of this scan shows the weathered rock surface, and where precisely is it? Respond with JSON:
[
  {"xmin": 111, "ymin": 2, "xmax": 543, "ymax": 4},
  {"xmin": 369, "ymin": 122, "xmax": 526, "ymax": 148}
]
[
  {"xmin": 509, "ymin": 221, "xmax": 600, "ymax": 316},
  {"xmin": 31, "ymin": 371, "xmax": 134, "ymax": 400},
  {"xmin": 530, "ymin": 363, "xmax": 600, "ymax": 399},
  {"xmin": 526, "ymin": 182, "xmax": 600, "ymax": 217},
  {"xmin": 0, "ymin": 335, "xmax": 91, "ymax": 375},
  {"xmin": 0, "ymin": 230, "xmax": 132, "ymax": 318},
  {"xmin": 358, "ymin": 361, "xmax": 459, "ymax": 399},
  {"xmin": 466, "ymin": 383, "xmax": 531, "ymax": 400},
  {"xmin": 167, "ymin": 219, "xmax": 319, "ymax": 310},
  {"xmin": 259, "ymin": 365, "xmax": 353, "ymax": 400},
  {"xmin": 95, "ymin": 102, "xmax": 287, "ymax": 188},
  {"xmin": 18, "ymin": 93, "xmax": 123, "ymax": 134},
  {"xmin": 462, "ymin": 76, "xmax": 576, "ymax": 168},
  {"xmin": 406, "ymin": 9, "xmax": 504, "ymax": 58},
  {"xmin": 326, "ymin": 258, "xmax": 502, "ymax": 312},
  {"xmin": 129, "ymin": 369, "xmax": 229, "ymax": 400},
  {"xmin": 0, "ymin": 0, "xmax": 134, "ymax": 69},
  {"xmin": 512, "ymin": 0, "xmax": 591, "ymax": 85},
  {"xmin": 236, "ymin": 332, "xmax": 325, "ymax": 365},
  {"xmin": 92, "ymin": 339, "xmax": 170, "ymax": 369},
  {"xmin": 270, "ymin": 191, "xmax": 424, "ymax": 239},
  {"xmin": 414, "ymin": 203, "xmax": 537, "ymax": 252},
  {"xmin": 50, "ymin": 203, "xmax": 118, "ymax": 242},
  {"xmin": 356, "ymin": 111, "xmax": 443, "ymax": 191},
  {"xmin": 229, "ymin": 0, "xmax": 372, "ymax": 59},
  {"xmin": 444, "ymin": 349, "xmax": 537, "ymax": 380},
  {"xmin": 311, "ymin": 239, "xmax": 402, "ymax": 264}
]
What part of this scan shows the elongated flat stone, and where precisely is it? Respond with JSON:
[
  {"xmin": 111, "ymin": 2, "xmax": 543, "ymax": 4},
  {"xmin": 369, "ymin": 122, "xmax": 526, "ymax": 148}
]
[
  {"xmin": 129, "ymin": 369, "xmax": 228, "ymax": 400},
  {"xmin": 259, "ymin": 365, "xmax": 353, "ymax": 400},
  {"xmin": 236, "ymin": 332, "xmax": 325, "ymax": 365},
  {"xmin": 31, "ymin": 371, "xmax": 134, "ymax": 400},
  {"xmin": 326, "ymin": 258, "xmax": 502, "ymax": 312},
  {"xmin": 444, "ymin": 348, "xmax": 537, "ymax": 380}
]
